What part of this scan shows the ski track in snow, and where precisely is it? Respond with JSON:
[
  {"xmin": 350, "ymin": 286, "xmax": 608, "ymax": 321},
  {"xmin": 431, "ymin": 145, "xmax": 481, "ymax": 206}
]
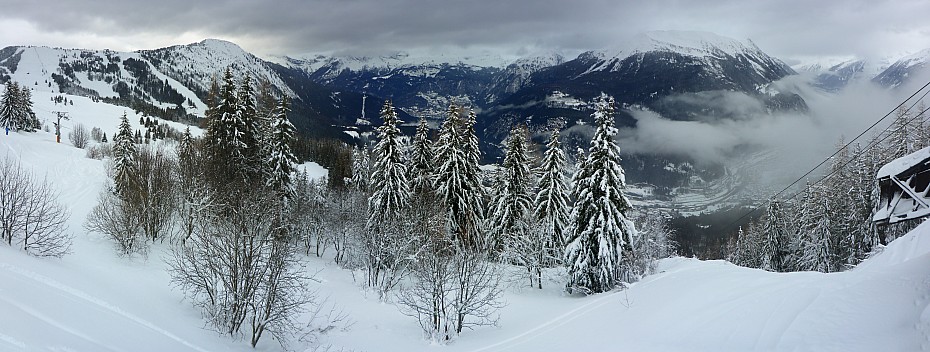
[
  {"xmin": 0, "ymin": 262, "xmax": 211, "ymax": 352},
  {"xmin": 468, "ymin": 290, "xmax": 621, "ymax": 352},
  {"xmin": 0, "ymin": 331, "xmax": 27, "ymax": 351},
  {"xmin": 0, "ymin": 293, "xmax": 121, "ymax": 352}
]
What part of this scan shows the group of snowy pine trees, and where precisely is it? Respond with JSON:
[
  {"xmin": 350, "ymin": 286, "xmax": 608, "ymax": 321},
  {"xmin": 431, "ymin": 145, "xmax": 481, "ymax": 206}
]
[
  {"xmin": 731, "ymin": 103, "xmax": 929, "ymax": 273},
  {"xmin": 86, "ymin": 68, "xmax": 315, "ymax": 348},
  {"xmin": 305, "ymin": 93, "xmax": 672, "ymax": 341},
  {"xmin": 353, "ymin": 94, "xmax": 673, "ymax": 295},
  {"xmin": 0, "ymin": 81, "xmax": 40, "ymax": 132}
]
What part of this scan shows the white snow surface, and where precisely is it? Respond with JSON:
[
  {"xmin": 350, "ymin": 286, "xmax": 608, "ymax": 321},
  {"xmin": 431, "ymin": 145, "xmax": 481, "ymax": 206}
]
[
  {"xmin": 1, "ymin": 92, "xmax": 929, "ymax": 351},
  {"xmin": 297, "ymin": 161, "xmax": 328, "ymax": 181}
]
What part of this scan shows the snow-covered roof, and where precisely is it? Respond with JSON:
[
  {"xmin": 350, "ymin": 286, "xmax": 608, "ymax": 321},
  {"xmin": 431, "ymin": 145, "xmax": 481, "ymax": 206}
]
[{"xmin": 876, "ymin": 146, "xmax": 930, "ymax": 179}]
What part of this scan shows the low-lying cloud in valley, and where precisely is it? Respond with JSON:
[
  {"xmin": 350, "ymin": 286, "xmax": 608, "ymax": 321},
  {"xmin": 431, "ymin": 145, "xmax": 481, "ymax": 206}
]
[{"xmin": 616, "ymin": 73, "xmax": 929, "ymax": 186}]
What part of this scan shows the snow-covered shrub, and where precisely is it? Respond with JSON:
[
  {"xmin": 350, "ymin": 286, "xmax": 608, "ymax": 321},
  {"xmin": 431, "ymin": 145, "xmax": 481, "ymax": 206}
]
[
  {"xmin": 85, "ymin": 143, "xmax": 112, "ymax": 160},
  {"xmin": 90, "ymin": 126, "xmax": 103, "ymax": 142}
]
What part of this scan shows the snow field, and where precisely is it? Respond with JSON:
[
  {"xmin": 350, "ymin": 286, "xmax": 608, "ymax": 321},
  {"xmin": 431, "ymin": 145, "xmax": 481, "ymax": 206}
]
[{"xmin": 0, "ymin": 92, "xmax": 928, "ymax": 351}]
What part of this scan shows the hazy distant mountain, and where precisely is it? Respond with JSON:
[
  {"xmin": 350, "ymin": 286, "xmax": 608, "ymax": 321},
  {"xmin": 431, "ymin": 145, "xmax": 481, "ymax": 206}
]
[{"xmin": 873, "ymin": 48, "xmax": 930, "ymax": 88}]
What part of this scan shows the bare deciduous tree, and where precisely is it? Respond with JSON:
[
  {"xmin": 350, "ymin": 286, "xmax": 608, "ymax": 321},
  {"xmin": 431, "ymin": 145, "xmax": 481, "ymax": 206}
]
[
  {"xmin": 170, "ymin": 191, "xmax": 318, "ymax": 348},
  {"xmin": 85, "ymin": 146, "xmax": 177, "ymax": 255},
  {"xmin": 85, "ymin": 186, "xmax": 145, "ymax": 257},
  {"xmin": 134, "ymin": 146, "xmax": 177, "ymax": 242},
  {"xmin": 321, "ymin": 188, "xmax": 366, "ymax": 268},
  {"xmin": 398, "ymin": 243, "xmax": 503, "ymax": 343},
  {"xmin": 68, "ymin": 123, "xmax": 90, "ymax": 149},
  {"xmin": 0, "ymin": 156, "xmax": 71, "ymax": 257}
]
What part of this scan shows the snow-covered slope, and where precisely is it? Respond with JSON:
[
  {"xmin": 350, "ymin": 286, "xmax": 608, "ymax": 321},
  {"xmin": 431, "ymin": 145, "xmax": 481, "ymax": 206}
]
[
  {"xmin": 0, "ymin": 39, "xmax": 299, "ymax": 123},
  {"xmin": 575, "ymin": 30, "xmax": 794, "ymax": 78},
  {"xmin": 0, "ymin": 44, "xmax": 211, "ymax": 117},
  {"xmin": 2, "ymin": 87, "xmax": 928, "ymax": 351},
  {"xmin": 140, "ymin": 39, "xmax": 296, "ymax": 99},
  {"xmin": 0, "ymin": 90, "xmax": 325, "ymax": 351},
  {"xmin": 2, "ymin": 34, "xmax": 927, "ymax": 352},
  {"xmin": 493, "ymin": 51, "xmax": 567, "ymax": 95}
]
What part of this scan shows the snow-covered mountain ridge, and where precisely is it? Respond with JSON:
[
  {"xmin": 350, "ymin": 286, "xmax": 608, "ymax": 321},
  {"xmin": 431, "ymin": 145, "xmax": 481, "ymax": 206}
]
[
  {"xmin": 140, "ymin": 39, "xmax": 296, "ymax": 99},
  {"xmin": 0, "ymin": 39, "xmax": 291, "ymax": 121},
  {"xmin": 578, "ymin": 30, "xmax": 787, "ymax": 74},
  {"xmin": 0, "ymin": 39, "xmax": 390, "ymax": 138},
  {"xmin": 793, "ymin": 50, "xmax": 930, "ymax": 91}
]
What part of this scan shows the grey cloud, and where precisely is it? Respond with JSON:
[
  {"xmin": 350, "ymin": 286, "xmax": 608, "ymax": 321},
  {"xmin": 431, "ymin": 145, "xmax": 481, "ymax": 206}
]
[{"xmin": 1, "ymin": 0, "xmax": 929, "ymax": 59}]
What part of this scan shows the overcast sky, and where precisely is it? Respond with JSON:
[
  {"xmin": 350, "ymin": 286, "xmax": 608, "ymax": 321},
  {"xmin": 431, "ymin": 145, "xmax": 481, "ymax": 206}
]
[{"xmin": 1, "ymin": 0, "xmax": 928, "ymax": 61}]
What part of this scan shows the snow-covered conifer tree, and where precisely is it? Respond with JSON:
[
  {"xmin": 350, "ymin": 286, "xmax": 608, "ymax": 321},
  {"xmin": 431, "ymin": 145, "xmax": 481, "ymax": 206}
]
[
  {"xmin": 351, "ymin": 147, "xmax": 371, "ymax": 192},
  {"xmin": 888, "ymin": 105, "xmax": 919, "ymax": 160},
  {"xmin": 534, "ymin": 130, "xmax": 570, "ymax": 260},
  {"xmin": 19, "ymin": 87, "xmax": 38, "ymax": 131},
  {"xmin": 492, "ymin": 126, "xmax": 545, "ymax": 286},
  {"xmin": 235, "ymin": 75, "xmax": 262, "ymax": 183},
  {"xmin": 265, "ymin": 97, "xmax": 297, "ymax": 200},
  {"xmin": 490, "ymin": 126, "xmax": 534, "ymax": 253},
  {"xmin": 112, "ymin": 112, "xmax": 137, "ymax": 198},
  {"xmin": 796, "ymin": 183, "xmax": 837, "ymax": 272},
  {"xmin": 915, "ymin": 101, "xmax": 930, "ymax": 150},
  {"xmin": 759, "ymin": 199, "xmax": 792, "ymax": 272},
  {"xmin": 846, "ymin": 143, "xmax": 877, "ymax": 262},
  {"xmin": 433, "ymin": 103, "xmax": 485, "ymax": 249},
  {"xmin": 203, "ymin": 68, "xmax": 240, "ymax": 192},
  {"xmin": 0, "ymin": 82, "xmax": 34, "ymax": 132},
  {"xmin": 368, "ymin": 101, "xmax": 410, "ymax": 227},
  {"xmin": 0, "ymin": 82, "xmax": 17, "ymax": 132},
  {"xmin": 409, "ymin": 117, "xmax": 434, "ymax": 198},
  {"xmin": 564, "ymin": 94, "xmax": 636, "ymax": 293},
  {"xmin": 365, "ymin": 101, "xmax": 413, "ymax": 294}
]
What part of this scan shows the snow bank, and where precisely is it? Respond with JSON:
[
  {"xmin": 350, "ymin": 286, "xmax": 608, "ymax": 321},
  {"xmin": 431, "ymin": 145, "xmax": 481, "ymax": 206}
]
[{"xmin": 298, "ymin": 161, "xmax": 328, "ymax": 181}]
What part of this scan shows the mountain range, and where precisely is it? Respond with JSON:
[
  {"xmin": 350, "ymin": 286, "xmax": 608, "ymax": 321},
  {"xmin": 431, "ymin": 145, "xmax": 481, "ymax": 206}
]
[{"xmin": 2, "ymin": 30, "xmax": 929, "ymax": 206}]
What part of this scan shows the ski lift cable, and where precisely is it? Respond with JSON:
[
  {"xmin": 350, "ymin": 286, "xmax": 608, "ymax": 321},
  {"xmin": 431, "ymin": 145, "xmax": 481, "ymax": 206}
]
[
  {"xmin": 780, "ymin": 97, "xmax": 930, "ymax": 205},
  {"xmin": 721, "ymin": 78, "xmax": 930, "ymax": 233}
]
